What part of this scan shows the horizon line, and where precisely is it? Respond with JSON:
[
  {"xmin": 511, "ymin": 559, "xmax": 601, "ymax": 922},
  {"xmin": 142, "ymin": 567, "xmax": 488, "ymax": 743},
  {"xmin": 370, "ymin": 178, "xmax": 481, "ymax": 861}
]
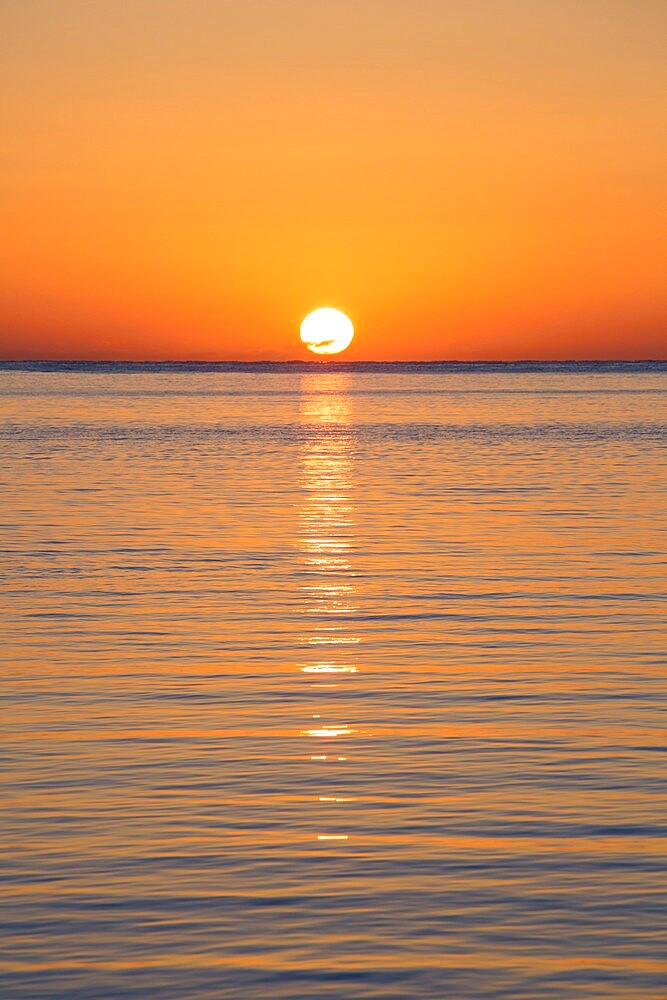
[{"xmin": 1, "ymin": 358, "xmax": 665, "ymax": 366}]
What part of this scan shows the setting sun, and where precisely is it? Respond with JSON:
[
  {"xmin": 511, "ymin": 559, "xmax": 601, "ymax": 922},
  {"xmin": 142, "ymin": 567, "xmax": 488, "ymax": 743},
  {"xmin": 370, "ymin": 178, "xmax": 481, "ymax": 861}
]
[{"xmin": 300, "ymin": 308, "xmax": 354, "ymax": 356}]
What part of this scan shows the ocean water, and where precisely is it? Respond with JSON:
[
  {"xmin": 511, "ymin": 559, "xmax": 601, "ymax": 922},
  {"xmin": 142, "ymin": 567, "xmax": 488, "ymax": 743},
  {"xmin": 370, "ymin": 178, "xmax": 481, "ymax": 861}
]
[{"xmin": 1, "ymin": 362, "xmax": 665, "ymax": 999}]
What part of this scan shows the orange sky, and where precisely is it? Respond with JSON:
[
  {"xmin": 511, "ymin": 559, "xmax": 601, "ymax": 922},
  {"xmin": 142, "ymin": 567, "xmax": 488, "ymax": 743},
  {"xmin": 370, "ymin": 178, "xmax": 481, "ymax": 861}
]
[{"xmin": 1, "ymin": 0, "xmax": 665, "ymax": 360}]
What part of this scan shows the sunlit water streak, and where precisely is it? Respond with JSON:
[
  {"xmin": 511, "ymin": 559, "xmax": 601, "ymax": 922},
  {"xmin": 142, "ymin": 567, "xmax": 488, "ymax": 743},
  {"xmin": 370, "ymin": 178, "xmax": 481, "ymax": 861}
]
[{"xmin": 1, "ymin": 363, "xmax": 666, "ymax": 999}]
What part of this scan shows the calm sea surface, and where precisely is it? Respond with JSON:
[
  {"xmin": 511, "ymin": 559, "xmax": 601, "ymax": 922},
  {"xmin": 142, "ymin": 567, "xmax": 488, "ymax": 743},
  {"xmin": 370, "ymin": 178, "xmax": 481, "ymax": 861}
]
[{"xmin": 1, "ymin": 362, "xmax": 666, "ymax": 999}]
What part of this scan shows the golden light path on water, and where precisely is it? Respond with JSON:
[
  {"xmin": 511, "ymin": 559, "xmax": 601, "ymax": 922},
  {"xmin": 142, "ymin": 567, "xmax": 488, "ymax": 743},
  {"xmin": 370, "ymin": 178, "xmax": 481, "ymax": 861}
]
[{"xmin": 298, "ymin": 374, "xmax": 360, "ymax": 844}]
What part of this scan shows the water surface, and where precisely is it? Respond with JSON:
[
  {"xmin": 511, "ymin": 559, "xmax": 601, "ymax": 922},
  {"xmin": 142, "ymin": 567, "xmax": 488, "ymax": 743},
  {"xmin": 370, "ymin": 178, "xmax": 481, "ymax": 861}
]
[{"xmin": 1, "ymin": 363, "xmax": 666, "ymax": 998}]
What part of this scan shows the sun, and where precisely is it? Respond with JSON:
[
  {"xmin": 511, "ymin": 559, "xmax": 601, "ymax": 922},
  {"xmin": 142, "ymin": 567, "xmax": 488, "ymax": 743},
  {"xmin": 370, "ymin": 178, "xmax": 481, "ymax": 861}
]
[{"xmin": 300, "ymin": 308, "xmax": 354, "ymax": 356}]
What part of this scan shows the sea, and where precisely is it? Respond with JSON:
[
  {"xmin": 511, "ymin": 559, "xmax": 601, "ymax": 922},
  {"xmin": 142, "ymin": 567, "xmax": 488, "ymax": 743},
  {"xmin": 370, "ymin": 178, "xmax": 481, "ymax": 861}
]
[{"xmin": 1, "ymin": 361, "xmax": 665, "ymax": 999}]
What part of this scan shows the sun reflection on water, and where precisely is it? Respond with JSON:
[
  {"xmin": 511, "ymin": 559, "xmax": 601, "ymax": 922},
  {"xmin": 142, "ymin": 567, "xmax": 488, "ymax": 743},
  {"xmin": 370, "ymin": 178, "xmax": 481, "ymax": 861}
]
[
  {"xmin": 298, "ymin": 373, "xmax": 360, "ymax": 843},
  {"xmin": 300, "ymin": 664, "xmax": 357, "ymax": 673}
]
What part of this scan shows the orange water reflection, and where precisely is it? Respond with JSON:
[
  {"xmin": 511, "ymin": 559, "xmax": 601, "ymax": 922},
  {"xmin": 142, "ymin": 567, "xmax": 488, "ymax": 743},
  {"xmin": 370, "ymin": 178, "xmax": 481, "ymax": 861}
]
[{"xmin": 298, "ymin": 373, "xmax": 359, "ymax": 843}]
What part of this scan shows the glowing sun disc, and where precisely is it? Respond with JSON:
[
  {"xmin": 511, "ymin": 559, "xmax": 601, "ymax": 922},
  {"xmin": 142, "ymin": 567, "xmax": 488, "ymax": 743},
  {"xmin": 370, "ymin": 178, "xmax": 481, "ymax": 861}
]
[{"xmin": 300, "ymin": 308, "xmax": 354, "ymax": 355}]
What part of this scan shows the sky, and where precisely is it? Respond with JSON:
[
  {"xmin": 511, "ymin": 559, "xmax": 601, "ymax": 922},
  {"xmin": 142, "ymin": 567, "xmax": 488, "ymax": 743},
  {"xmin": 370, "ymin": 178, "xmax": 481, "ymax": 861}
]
[{"xmin": 1, "ymin": 0, "xmax": 665, "ymax": 360}]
